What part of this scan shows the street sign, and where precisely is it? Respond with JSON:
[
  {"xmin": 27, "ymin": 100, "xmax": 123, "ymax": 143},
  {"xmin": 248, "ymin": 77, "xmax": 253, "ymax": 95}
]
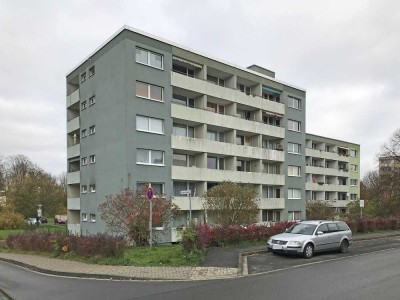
[
  {"xmin": 360, "ymin": 200, "xmax": 365, "ymax": 208},
  {"xmin": 180, "ymin": 190, "xmax": 191, "ymax": 195},
  {"xmin": 146, "ymin": 186, "xmax": 154, "ymax": 201}
]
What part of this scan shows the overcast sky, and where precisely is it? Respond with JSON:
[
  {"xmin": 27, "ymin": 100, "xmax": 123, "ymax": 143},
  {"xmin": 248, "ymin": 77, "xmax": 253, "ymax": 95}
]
[{"xmin": 1, "ymin": 0, "xmax": 399, "ymax": 178}]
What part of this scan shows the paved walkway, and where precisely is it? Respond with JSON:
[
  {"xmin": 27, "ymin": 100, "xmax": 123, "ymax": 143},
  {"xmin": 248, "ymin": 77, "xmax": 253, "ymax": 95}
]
[{"xmin": 1, "ymin": 230, "xmax": 400, "ymax": 281}]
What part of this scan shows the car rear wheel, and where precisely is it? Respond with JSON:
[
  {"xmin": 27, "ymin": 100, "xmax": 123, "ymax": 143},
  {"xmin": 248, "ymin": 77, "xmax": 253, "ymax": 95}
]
[
  {"xmin": 339, "ymin": 240, "xmax": 349, "ymax": 253},
  {"xmin": 303, "ymin": 243, "xmax": 314, "ymax": 259}
]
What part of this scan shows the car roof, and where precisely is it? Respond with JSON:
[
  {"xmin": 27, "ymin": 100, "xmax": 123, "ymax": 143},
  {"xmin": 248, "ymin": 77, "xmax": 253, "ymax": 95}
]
[{"xmin": 298, "ymin": 220, "xmax": 342, "ymax": 225}]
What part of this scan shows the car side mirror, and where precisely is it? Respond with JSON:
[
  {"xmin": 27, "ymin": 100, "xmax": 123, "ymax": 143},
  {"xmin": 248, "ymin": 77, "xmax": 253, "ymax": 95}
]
[{"xmin": 317, "ymin": 231, "xmax": 324, "ymax": 235}]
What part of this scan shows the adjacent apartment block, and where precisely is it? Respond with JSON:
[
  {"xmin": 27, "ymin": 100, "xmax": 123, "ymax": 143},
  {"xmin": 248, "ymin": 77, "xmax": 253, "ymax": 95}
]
[
  {"xmin": 305, "ymin": 134, "xmax": 360, "ymax": 213},
  {"xmin": 66, "ymin": 26, "xmax": 359, "ymax": 239}
]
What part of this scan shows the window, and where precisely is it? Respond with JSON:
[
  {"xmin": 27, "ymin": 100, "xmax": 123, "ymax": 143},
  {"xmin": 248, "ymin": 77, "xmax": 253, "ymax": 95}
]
[
  {"xmin": 81, "ymin": 185, "xmax": 87, "ymax": 194},
  {"xmin": 172, "ymin": 63, "xmax": 194, "ymax": 77},
  {"xmin": 81, "ymin": 101, "xmax": 87, "ymax": 110},
  {"xmin": 136, "ymin": 81, "xmax": 163, "ymax": 102},
  {"xmin": 350, "ymin": 194, "xmax": 357, "ymax": 200},
  {"xmin": 90, "ymin": 184, "xmax": 96, "ymax": 193},
  {"xmin": 288, "ymin": 120, "xmax": 301, "ymax": 132},
  {"xmin": 173, "ymin": 123, "xmax": 194, "ymax": 137},
  {"xmin": 288, "ymin": 96, "xmax": 301, "ymax": 109},
  {"xmin": 288, "ymin": 188, "xmax": 301, "ymax": 199},
  {"xmin": 90, "ymin": 214, "xmax": 96, "ymax": 223},
  {"xmin": 173, "ymin": 181, "xmax": 196, "ymax": 197},
  {"xmin": 207, "ymin": 156, "xmax": 218, "ymax": 169},
  {"xmin": 81, "ymin": 157, "xmax": 87, "ymax": 166},
  {"xmin": 288, "ymin": 142, "xmax": 301, "ymax": 154},
  {"xmin": 237, "ymin": 160, "xmax": 250, "ymax": 172},
  {"xmin": 81, "ymin": 129, "xmax": 87, "ymax": 138},
  {"xmin": 350, "ymin": 179, "xmax": 358, "ymax": 186},
  {"xmin": 350, "ymin": 149, "xmax": 358, "ymax": 157},
  {"xmin": 136, "ymin": 47, "xmax": 163, "ymax": 69},
  {"xmin": 288, "ymin": 165, "xmax": 301, "ymax": 177},
  {"xmin": 262, "ymin": 186, "xmax": 280, "ymax": 198},
  {"xmin": 172, "ymin": 94, "xmax": 195, "ymax": 107},
  {"xmin": 89, "ymin": 66, "xmax": 95, "ymax": 77},
  {"xmin": 81, "ymin": 72, "xmax": 86, "ymax": 83},
  {"xmin": 89, "ymin": 96, "xmax": 95, "ymax": 106},
  {"xmin": 237, "ymin": 84, "xmax": 251, "ymax": 95},
  {"xmin": 207, "ymin": 130, "xmax": 224, "ymax": 142},
  {"xmin": 137, "ymin": 149, "xmax": 164, "ymax": 165},
  {"xmin": 136, "ymin": 182, "xmax": 164, "ymax": 195},
  {"xmin": 90, "ymin": 155, "xmax": 95, "ymax": 164},
  {"xmin": 173, "ymin": 153, "xmax": 195, "ymax": 167},
  {"xmin": 137, "ymin": 116, "xmax": 164, "ymax": 134},
  {"xmin": 350, "ymin": 164, "xmax": 358, "ymax": 171},
  {"xmin": 288, "ymin": 211, "xmax": 301, "ymax": 221},
  {"xmin": 207, "ymin": 75, "xmax": 225, "ymax": 87},
  {"xmin": 82, "ymin": 213, "xmax": 87, "ymax": 222},
  {"xmin": 89, "ymin": 126, "xmax": 95, "ymax": 135},
  {"xmin": 236, "ymin": 135, "xmax": 245, "ymax": 145}
]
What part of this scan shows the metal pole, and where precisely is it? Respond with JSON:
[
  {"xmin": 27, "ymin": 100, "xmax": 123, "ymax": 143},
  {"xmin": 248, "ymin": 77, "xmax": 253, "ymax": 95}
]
[
  {"xmin": 149, "ymin": 201, "xmax": 153, "ymax": 249},
  {"xmin": 189, "ymin": 193, "xmax": 192, "ymax": 222}
]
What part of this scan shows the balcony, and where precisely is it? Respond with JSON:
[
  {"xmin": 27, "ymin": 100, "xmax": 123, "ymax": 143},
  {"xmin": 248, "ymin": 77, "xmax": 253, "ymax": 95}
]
[
  {"xmin": 257, "ymin": 198, "xmax": 285, "ymax": 210},
  {"xmin": 306, "ymin": 166, "xmax": 349, "ymax": 177},
  {"xmin": 172, "ymin": 104, "xmax": 285, "ymax": 138},
  {"xmin": 172, "ymin": 197, "xmax": 203, "ymax": 211},
  {"xmin": 306, "ymin": 148, "xmax": 349, "ymax": 162},
  {"xmin": 67, "ymin": 197, "xmax": 80, "ymax": 210},
  {"xmin": 67, "ymin": 171, "xmax": 80, "ymax": 185},
  {"xmin": 171, "ymin": 71, "xmax": 284, "ymax": 115},
  {"xmin": 66, "ymin": 89, "xmax": 80, "ymax": 108},
  {"xmin": 306, "ymin": 182, "xmax": 349, "ymax": 192},
  {"xmin": 171, "ymin": 136, "xmax": 285, "ymax": 162},
  {"xmin": 67, "ymin": 116, "xmax": 80, "ymax": 133},
  {"xmin": 172, "ymin": 166, "xmax": 285, "ymax": 185},
  {"xmin": 67, "ymin": 144, "xmax": 80, "ymax": 159}
]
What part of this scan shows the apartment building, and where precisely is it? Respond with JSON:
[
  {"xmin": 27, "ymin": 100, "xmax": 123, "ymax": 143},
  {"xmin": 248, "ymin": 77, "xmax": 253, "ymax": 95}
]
[
  {"xmin": 66, "ymin": 26, "xmax": 361, "ymax": 239},
  {"xmin": 305, "ymin": 134, "xmax": 360, "ymax": 213}
]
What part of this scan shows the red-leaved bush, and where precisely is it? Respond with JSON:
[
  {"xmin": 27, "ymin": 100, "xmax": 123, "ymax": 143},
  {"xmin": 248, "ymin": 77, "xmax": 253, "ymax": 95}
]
[{"xmin": 345, "ymin": 217, "xmax": 400, "ymax": 233}]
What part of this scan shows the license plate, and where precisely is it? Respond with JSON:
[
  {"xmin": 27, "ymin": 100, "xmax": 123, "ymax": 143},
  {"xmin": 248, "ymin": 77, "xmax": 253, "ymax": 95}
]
[{"xmin": 273, "ymin": 244, "xmax": 283, "ymax": 250}]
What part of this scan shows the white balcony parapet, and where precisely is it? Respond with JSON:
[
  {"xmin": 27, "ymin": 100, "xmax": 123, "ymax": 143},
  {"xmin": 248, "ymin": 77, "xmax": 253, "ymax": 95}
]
[
  {"xmin": 67, "ymin": 198, "xmax": 80, "ymax": 210},
  {"xmin": 68, "ymin": 223, "xmax": 81, "ymax": 235},
  {"xmin": 306, "ymin": 182, "xmax": 349, "ymax": 192},
  {"xmin": 172, "ymin": 196, "xmax": 203, "ymax": 211},
  {"xmin": 172, "ymin": 136, "xmax": 284, "ymax": 162},
  {"xmin": 67, "ymin": 116, "xmax": 80, "ymax": 133},
  {"xmin": 172, "ymin": 166, "xmax": 285, "ymax": 185},
  {"xmin": 67, "ymin": 171, "xmax": 80, "ymax": 185},
  {"xmin": 172, "ymin": 104, "xmax": 285, "ymax": 138},
  {"xmin": 67, "ymin": 144, "xmax": 80, "ymax": 159},
  {"xmin": 306, "ymin": 148, "xmax": 349, "ymax": 162},
  {"xmin": 66, "ymin": 89, "xmax": 80, "ymax": 107},
  {"xmin": 306, "ymin": 166, "xmax": 349, "ymax": 177},
  {"xmin": 171, "ymin": 71, "xmax": 285, "ymax": 115},
  {"xmin": 257, "ymin": 198, "xmax": 285, "ymax": 210}
]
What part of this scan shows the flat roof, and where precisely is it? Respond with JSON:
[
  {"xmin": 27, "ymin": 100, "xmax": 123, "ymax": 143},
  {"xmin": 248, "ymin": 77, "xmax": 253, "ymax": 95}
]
[
  {"xmin": 306, "ymin": 132, "xmax": 360, "ymax": 146},
  {"xmin": 67, "ymin": 25, "xmax": 306, "ymax": 92}
]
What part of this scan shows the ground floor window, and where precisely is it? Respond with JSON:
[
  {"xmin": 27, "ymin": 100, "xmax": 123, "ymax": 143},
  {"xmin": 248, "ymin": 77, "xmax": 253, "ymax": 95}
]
[
  {"xmin": 288, "ymin": 211, "xmax": 301, "ymax": 221},
  {"xmin": 262, "ymin": 210, "xmax": 281, "ymax": 222}
]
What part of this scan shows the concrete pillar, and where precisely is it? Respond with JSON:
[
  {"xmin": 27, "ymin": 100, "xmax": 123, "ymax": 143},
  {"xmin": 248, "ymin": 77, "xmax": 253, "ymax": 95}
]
[
  {"xmin": 225, "ymin": 156, "xmax": 236, "ymax": 171},
  {"xmin": 196, "ymin": 181, "xmax": 207, "ymax": 197},
  {"xmin": 253, "ymin": 83, "xmax": 262, "ymax": 97},
  {"xmin": 225, "ymin": 102, "xmax": 237, "ymax": 117},
  {"xmin": 196, "ymin": 95, "xmax": 207, "ymax": 109},
  {"xmin": 197, "ymin": 65, "xmax": 207, "ymax": 80},
  {"xmin": 225, "ymin": 75, "xmax": 237, "ymax": 89},
  {"xmin": 252, "ymin": 134, "xmax": 262, "ymax": 147},
  {"xmin": 255, "ymin": 109, "xmax": 262, "ymax": 122},
  {"xmin": 195, "ymin": 124, "xmax": 207, "ymax": 139},
  {"xmin": 225, "ymin": 129, "xmax": 236, "ymax": 144},
  {"xmin": 251, "ymin": 159, "xmax": 263, "ymax": 173},
  {"xmin": 196, "ymin": 153, "xmax": 207, "ymax": 168}
]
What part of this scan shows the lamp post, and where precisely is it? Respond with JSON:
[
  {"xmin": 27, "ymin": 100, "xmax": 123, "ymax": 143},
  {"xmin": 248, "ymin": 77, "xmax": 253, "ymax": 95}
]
[{"xmin": 180, "ymin": 190, "xmax": 192, "ymax": 223}]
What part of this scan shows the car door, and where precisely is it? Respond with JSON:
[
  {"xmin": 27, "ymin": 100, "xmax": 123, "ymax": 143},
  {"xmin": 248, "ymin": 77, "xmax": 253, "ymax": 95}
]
[
  {"xmin": 314, "ymin": 224, "xmax": 330, "ymax": 251},
  {"xmin": 327, "ymin": 223, "xmax": 341, "ymax": 249}
]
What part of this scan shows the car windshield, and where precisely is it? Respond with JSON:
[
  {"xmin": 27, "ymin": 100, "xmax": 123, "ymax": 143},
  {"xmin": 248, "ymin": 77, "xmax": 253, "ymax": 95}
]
[{"xmin": 286, "ymin": 224, "xmax": 317, "ymax": 235}]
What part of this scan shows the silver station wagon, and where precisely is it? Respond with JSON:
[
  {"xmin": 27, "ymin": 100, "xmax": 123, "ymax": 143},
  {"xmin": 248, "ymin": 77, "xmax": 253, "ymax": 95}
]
[{"xmin": 266, "ymin": 220, "xmax": 353, "ymax": 258}]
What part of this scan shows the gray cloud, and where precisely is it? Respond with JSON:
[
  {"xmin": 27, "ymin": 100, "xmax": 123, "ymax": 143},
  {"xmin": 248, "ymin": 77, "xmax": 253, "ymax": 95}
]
[{"xmin": 0, "ymin": 0, "xmax": 399, "ymax": 178}]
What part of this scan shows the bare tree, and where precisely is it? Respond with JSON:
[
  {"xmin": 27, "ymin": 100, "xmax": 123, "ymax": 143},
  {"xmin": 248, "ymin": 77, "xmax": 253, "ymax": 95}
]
[{"xmin": 381, "ymin": 128, "xmax": 400, "ymax": 163}]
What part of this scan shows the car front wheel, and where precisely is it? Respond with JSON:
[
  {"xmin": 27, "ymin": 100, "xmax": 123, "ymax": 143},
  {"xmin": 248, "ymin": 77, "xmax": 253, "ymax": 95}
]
[
  {"xmin": 303, "ymin": 243, "xmax": 314, "ymax": 259},
  {"xmin": 339, "ymin": 240, "xmax": 349, "ymax": 253}
]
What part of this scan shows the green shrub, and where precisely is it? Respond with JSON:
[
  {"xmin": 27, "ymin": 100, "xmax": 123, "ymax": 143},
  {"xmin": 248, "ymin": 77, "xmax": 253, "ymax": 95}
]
[{"xmin": 0, "ymin": 209, "xmax": 25, "ymax": 230}]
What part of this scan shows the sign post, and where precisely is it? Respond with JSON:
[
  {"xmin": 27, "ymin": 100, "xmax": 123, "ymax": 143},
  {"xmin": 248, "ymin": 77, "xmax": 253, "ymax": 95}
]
[
  {"xmin": 146, "ymin": 184, "xmax": 154, "ymax": 248},
  {"xmin": 359, "ymin": 199, "xmax": 365, "ymax": 219}
]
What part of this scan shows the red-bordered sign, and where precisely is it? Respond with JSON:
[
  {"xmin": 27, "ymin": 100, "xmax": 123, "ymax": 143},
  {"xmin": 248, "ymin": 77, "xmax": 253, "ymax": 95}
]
[{"xmin": 146, "ymin": 186, "xmax": 154, "ymax": 201}]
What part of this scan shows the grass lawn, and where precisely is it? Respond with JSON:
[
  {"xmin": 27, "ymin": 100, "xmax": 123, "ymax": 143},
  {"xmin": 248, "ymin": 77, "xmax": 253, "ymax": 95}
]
[{"xmin": 0, "ymin": 223, "xmax": 67, "ymax": 240}]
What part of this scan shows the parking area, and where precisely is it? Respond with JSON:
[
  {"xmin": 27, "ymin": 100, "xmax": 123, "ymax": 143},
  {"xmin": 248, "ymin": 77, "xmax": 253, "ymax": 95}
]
[{"xmin": 247, "ymin": 236, "xmax": 400, "ymax": 274}]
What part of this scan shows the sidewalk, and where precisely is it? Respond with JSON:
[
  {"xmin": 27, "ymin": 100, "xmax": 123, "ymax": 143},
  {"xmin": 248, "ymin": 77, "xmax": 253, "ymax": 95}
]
[{"xmin": 1, "ymin": 230, "xmax": 399, "ymax": 281}]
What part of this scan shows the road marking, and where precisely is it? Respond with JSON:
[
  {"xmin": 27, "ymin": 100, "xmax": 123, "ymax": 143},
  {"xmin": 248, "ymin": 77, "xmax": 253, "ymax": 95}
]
[{"xmin": 246, "ymin": 247, "xmax": 399, "ymax": 277}]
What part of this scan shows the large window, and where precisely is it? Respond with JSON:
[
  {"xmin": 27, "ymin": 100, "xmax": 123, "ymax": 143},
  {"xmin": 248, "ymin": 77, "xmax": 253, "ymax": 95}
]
[
  {"xmin": 237, "ymin": 160, "xmax": 250, "ymax": 172},
  {"xmin": 173, "ymin": 181, "xmax": 196, "ymax": 196},
  {"xmin": 136, "ymin": 182, "xmax": 164, "ymax": 195},
  {"xmin": 288, "ymin": 96, "xmax": 301, "ymax": 109},
  {"xmin": 207, "ymin": 130, "xmax": 224, "ymax": 142},
  {"xmin": 173, "ymin": 123, "xmax": 194, "ymax": 137},
  {"xmin": 173, "ymin": 153, "xmax": 195, "ymax": 167},
  {"xmin": 207, "ymin": 75, "xmax": 225, "ymax": 87},
  {"xmin": 137, "ymin": 149, "xmax": 164, "ymax": 166},
  {"xmin": 207, "ymin": 156, "xmax": 224, "ymax": 170},
  {"xmin": 136, "ymin": 48, "xmax": 163, "ymax": 69},
  {"xmin": 350, "ymin": 149, "xmax": 358, "ymax": 157},
  {"xmin": 288, "ymin": 188, "xmax": 301, "ymax": 199},
  {"xmin": 288, "ymin": 120, "xmax": 301, "ymax": 132},
  {"xmin": 288, "ymin": 165, "xmax": 301, "ymax": 177},
  {"xmin": 288, "ymin": 142, "xmax": 301, "ymax": 154},
  {"xmin": 350, "ymin": 164, "xmax": 358, "ymax": 171},
  {"xmin": 136, "ymin": 81, "xmax": 163, "ymax": 102},
  {"xmin": 172, "ymin": 94, "xmax": 195, "ymax": 107},
  {"xmin": 137, "ymin": 115, "xmax": 164, "ymax": 134},
  {"xmin": 172, "ymin": 63, "xmax": 194, "ymax": 77},
  {"xmin": 288, "ymin": 211, "xmax": 301, "ymax": 221},
  {"xmin": 262, "ymin": 186, "xmax": 281, "ymax": 198},
  {"xmin": 350, "ymin": 179, "xmax": 358, "ymax": 186}
]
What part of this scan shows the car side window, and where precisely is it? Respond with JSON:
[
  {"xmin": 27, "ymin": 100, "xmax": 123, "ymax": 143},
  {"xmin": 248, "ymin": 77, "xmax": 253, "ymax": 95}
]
[
  {"xmin": 337, "ymin": 222, "xmax": 350, "ymax": 231},
  {"xmin": 327, "ymin": 223, "xmax": 339, "ymax": 232},
  {"xmin": 317, "ymin": 224, "xmax": 329, "ymax": 233}
]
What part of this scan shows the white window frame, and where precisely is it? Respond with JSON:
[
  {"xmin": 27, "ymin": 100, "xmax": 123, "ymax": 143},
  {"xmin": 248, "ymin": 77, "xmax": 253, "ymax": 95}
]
[
  {"xmin": 81, "ymin": 157, "xmax": 87, "ymax": 166},
  {"xmin": 288, "ymin": 96, "xmax": 301, "ymax": 110},
  {"xmin": 81, "ymin": 129, "xmax": 87, "ymax": 138},
  {"xmin": 90, "ymin": 155, "xmax": 95, "ymax": 164},
  {"xmin": 135, "ymin": 47, "xmax": 164, "ymax": 70},
  {"xmin": 137, "ymin": 149, "xmax": 165, "ymax": 166},
  {"xmin": 82, "ymin": 213, "xmax": 88, "ymax": 222},
  {"xmin": 350, "ymin": 149, "xmax": 358, "ymax": 157},
  {"xmin": 288, "ymin": 142, "xmax": 301, "ymax": 154},
  {"xmin": 89, "ymin": 66, "xmax": 95, "ymax": 77},
  {"xmin": 89, "ymin": 95, "xmax": 95, "ymax": 106},
  {"xmin": 288, "ymin": 211, "xmax": 301, "ymax": 221},
  {"xmin": 89, "ymin": 125, "xmax": 95, "ymax": 135},
  {"xmin": 173, "ymin": 123, "xmax": 194, "ymax": 138},
  {"xmin": 81, "ymin": 185, "xmax": 87, "ymax": 194},
  {"xmin": 350, "ymin": 179, "xmax": 358, "ymax": 186},
  {"xmin": 288, "ymin": 165, "xmax": 301, "ymax": 177},
  {"xmin": 90, "ymin": 184, "xmax": 96, "ymax": 193},
  {"xmin": 136, "ymin": 81, "xmax": 163, "ymax": 102},
  {"xmin": 81, "ymin": 72, "xmax": 86, "ymax": 83},
  {"xmin": 288, "ymin": 188, "xmax": 301, "ymax": 199},
  {"xmin": 288, "ymin": 120, "xmax": 301, "ymax": 132},
  {"xmin": 81, "ymin": 101, "xmax": 87, "ymax": 111},
  {"xmin": 137, "ymin": 115, "xmax": 164, "ymax": 135},
  {"xmin": 90, "ymin": 214, "xmax": 96, "ymax": 223},
  {"xmin": 350, "ymin": 164, "xmax": 358, "ymax": 172}
]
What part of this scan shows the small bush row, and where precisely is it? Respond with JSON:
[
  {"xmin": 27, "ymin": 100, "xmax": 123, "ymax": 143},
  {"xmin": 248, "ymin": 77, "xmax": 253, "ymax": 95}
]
[
  {"xmin": 6, "ymin": 232, "xmax": 126, "ymax": 258},
  {"xmin": 345, "ymin": 218, "xmax": 399, "ymax": 233}
]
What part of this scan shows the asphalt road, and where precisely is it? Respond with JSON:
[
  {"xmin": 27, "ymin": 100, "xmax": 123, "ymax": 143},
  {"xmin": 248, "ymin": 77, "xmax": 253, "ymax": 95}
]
[{"xmin": 1, "ymin": 237, "xmax": 400, "ymax": 300}]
